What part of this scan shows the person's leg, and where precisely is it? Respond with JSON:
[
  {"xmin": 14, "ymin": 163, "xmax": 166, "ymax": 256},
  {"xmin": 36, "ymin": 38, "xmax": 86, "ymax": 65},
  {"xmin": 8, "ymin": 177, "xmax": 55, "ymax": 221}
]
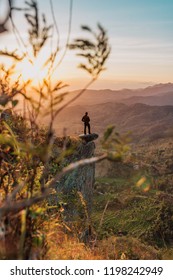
[{"xmin": 84, "ymin": 124, "xmax": 86, "ymax": 134}]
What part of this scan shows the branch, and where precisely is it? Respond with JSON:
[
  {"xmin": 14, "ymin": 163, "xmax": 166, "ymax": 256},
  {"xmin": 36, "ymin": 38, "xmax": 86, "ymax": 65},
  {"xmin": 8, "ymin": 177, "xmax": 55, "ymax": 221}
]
[
  {"xmin": 69, "ymin": 23, "xmax": 111, "ymax": 79},
  {"xmin": 0, "ymin": 191, "xmax": 51, "ymax": 217},
  {"xmin": 49, "ymin": 0, "xmax": 60, "ymax": 50},
  {"xmin": 52, "ymin": 0, "xmax": 73, "ymax": 72},
  {"xmin": 0, "ymin": 153, "xmax": 107, "ymax": 217},
  {"xmin": 55, "ymin": 153, "xmax": 107, "ymax": 178},
  {"xmin": 0, "ymin": 50, "xmax": 25, "ymax": 61}
]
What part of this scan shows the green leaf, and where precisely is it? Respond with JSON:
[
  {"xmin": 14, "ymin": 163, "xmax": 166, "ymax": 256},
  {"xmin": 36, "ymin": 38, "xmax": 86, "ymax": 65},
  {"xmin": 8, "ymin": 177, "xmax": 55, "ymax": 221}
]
[{"xmin": 103, "ymin": 125, "xmax": 115, "ymax": 142}]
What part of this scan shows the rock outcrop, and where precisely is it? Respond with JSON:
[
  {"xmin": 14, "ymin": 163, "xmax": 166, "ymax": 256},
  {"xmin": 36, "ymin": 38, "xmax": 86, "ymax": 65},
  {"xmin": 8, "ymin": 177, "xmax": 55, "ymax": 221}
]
[
  {"xmin": 79, "ymin": 133, "xmax": 98, "ymax": 142},
  {"xmin": 56, "ymin": 133, "xmax": 98, "ymax": 215}
]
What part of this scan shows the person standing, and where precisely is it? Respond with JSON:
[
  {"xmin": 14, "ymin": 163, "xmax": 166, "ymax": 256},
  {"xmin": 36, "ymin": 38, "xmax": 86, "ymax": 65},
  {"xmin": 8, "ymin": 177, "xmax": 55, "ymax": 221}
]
[{"xmin": 82, "ymin": 112, "xmax": 91, "ymax": 134}]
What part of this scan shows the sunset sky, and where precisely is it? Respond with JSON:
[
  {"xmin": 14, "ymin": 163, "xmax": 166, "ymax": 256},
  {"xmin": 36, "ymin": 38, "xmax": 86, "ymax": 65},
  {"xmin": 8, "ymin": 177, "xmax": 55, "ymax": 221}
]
[{"xmin": 0, "ymin": 0, "xmax": 173, "ymax": 89}]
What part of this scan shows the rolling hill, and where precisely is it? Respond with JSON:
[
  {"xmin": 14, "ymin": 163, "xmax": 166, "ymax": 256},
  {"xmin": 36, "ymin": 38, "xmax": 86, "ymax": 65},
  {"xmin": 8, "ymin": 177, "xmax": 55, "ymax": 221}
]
[
  {"xmin": 122, "ymin": 91, "xmax": 173, "ymax": 106},
  {"xmin": 38, "ymin": 83, "xmax": 173, "ymax": 143},
  {"xmin": 54, "ymin": 102, "xmax": 173, "ymax": 142},
  {"xmin": 64, "ymin": 83, "xmax": 173, "ymax": 106}
]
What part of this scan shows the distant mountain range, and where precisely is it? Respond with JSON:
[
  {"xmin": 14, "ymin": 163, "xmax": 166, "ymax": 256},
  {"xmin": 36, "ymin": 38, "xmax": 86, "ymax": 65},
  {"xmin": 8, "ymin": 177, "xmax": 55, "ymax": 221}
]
[
  {"xmin": 66, "ymin": 83, "xmax": 173, "ymax": 106},
  {"xmin": 123, "ymin": 91, "xmax": 173, "ymax": 106},
  {"xmin": 51, "ymin": 83, "xmax": 173, "ymax": 142}
]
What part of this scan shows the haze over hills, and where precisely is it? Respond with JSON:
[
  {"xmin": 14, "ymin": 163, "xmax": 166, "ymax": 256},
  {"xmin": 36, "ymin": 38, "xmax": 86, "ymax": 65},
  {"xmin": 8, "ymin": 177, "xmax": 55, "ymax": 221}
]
[
  {"xmin": 66, "ymin": 83, "xmax": 173, "ymax": 106},
  {"xmin": 51, "ymin": 83, "xmax": 173, "ymax": 142},
  {"xmin": 122, "ymin": 91, "xmax": 173, "ymax": 106},
  {"xmin": 54, "ymin": 102, "xmax": 173, "ymax": 142}
]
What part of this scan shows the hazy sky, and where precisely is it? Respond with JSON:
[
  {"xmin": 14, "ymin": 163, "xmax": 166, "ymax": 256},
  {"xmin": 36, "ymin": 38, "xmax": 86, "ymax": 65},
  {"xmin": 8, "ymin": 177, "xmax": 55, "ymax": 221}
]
[{"xmin": 0, "ymin": 0, "xmax": 173, "ymax": 89}]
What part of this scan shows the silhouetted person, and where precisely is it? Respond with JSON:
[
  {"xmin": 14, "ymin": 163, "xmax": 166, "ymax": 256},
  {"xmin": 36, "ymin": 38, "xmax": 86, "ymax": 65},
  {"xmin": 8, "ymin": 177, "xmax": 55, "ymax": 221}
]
[{"xmin": 82, "ymin": 112, "xmax": 91, "ymax": 134}]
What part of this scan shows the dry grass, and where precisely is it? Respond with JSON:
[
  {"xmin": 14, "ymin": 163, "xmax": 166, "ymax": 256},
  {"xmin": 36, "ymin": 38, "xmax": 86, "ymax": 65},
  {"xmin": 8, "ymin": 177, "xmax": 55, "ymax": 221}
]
[
  {"xmin": 44, "ymin": 214, "xmax": 102, "ymax": 260},
  {"xmin": 44, "ymin": 215, "xmax": 160, "ymax": 260},
  {"xmin": 95, "ymin": 236, "xmax": 159, "ymax": 260}
]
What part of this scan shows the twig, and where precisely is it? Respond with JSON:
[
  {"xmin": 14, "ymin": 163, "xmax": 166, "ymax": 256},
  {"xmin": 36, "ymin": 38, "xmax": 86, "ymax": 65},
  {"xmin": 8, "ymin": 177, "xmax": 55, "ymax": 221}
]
[
  {"xmin": 56, "ymin": 153, "xmax": 107, "ymax": 177},
  {"xmin": 49, "ymin": 0, "xmax": 60, "ymax": 50},
  {"xmin": 6, "ymin": 180, "xmax": 27, "ymax": 202},
  {"xmin": 9, "ymin": 7, "xmax": 28, "ymax": 55},
  {"xmin": 0, "ymin": 50, "xmax": 25, "ymax": 61},
  {"xmin": 99, "ymin": 200, "xmax": 110, "ymax": 229},
  {"xmin": 0, "ymin": 191, "xmax": 51, "ymax": 217},
  {"xmin": 39, "ymin": 132, "xmax": 55, "ymax": 193},
  {"xmin": 0, "ymin": 153, "xmax": 107, "ymax": 217},
  {"xmin": 52, "ymin": 0, "xmax": 73, "ymax": 72},
  {"xmin": 92, "ymin": 200, "xmax": 110, "ymax": 247}
]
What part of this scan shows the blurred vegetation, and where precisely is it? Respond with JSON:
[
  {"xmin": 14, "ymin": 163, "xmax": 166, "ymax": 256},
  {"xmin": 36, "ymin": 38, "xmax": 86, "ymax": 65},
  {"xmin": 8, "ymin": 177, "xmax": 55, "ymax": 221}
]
[{"xmin": 0, "ymin": 0, "xmax": 112, "ymax": 260}]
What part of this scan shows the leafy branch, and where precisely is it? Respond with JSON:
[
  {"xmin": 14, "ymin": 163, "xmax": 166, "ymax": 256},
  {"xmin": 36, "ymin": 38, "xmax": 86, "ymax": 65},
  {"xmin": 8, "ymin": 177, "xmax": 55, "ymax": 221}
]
[
  {"xmin": 52, "ymin": 24, "xmax": 111, "ymax": 118},
  {"xmin": 24, "ymin": 0, "xmax": 53, "ymax": 57},
  {"xmin": 69, "ymin": 23, "xmax": 111, "ymax": 79}
]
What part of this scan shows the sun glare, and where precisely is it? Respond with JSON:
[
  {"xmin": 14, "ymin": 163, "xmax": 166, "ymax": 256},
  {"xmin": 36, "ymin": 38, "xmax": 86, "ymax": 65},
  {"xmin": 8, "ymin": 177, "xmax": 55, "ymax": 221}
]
[{"xmin": 18, "ymin": 57, "xmax": 48, "ymax": 84}]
